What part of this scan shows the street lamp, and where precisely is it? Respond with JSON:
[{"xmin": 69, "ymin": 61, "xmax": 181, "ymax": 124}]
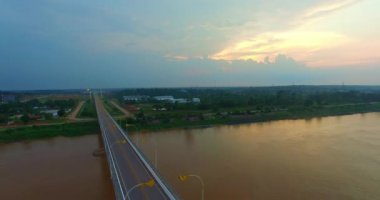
[
  {"xmin": 126, "ymin": 124, "xmax": 139, "ymax": 146},
  {"xmin": 132, "ymin": 134, "xmax": 158, "ymax": 168},
  {"xmin": 110, "ymin": 139, "xmax": 128, "ymax": 149},
  {"xmin": 118, "ymin": 118, "xmax": 123, "ymax": 127},
  {"xmin": 151, "ymin": 137, "xmax": 158, "ymax": 169},
  {"xmin": 125, "ymin": 179, "xmax": 155, "ymax": 200},
  {"xmin": 178, "ymin": 174, "xmax": 205, "ymax": 200}
]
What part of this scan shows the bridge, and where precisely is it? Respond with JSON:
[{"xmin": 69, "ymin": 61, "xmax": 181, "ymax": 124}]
[{"xmin": 94, "ymin": 95, "xmax": 177, "ymax": 200}]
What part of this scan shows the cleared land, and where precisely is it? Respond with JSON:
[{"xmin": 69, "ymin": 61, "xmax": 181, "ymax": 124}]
[
  {"xmin": 67, "ymin": 100, "xmax": 85, "ymax": 120},
  {"xmin": 103, "ymin": 100, "xmax": 124, "ymax": 117},
  {"xmin": 110, "ymin": 100, "xmax": 132, "ymax": 117}
]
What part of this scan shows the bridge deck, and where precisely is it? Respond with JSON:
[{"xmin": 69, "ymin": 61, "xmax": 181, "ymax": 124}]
[{"xmin": 95, "ymin": 96, "xmax": 176, "ymax": 200}]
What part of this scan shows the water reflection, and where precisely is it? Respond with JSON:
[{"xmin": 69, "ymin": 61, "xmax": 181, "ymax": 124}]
[
  {"xmin": 0, "ymin": 134, "xmax": 114, "ymax": 200},
  {"xmin": 184, "ymin": 131, "xmax": 194, "ymax": 147},
  {"xmin": 133, "ymin": 112, "xmax": 380, "ymax": 200},
  {"xmin": 2, "ymin": 113, "xmax": 379, "ymax": 200}
]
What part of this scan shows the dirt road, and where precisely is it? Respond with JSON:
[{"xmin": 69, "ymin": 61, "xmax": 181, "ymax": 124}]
[
  {"xmin": 68, "ymin": 101, "xmax": 85, "ymax": 120},
  {"xmin": 110, "ymin": 101, "xmax": 132, "ymax": 117}
]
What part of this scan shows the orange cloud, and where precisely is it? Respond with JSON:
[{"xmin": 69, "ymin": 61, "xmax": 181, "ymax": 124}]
[
  {"xmin": 209, "ymin": 30, "xmax": 349, "ymax": 66},
  {"xmin": 208, "ymin": 0, "xmax": 371, "ymax": 67},
  {"xmin": 302, "ymin": 0, "xmax": 363, "ymax": 21},
  {"xmin": 165, "ymin": 54, "xmax": 190, "ymax": 61}
]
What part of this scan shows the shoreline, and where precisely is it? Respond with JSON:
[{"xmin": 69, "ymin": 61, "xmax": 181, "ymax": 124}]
[
  {"xmin": 2, "ymin": 105, "xmax": 380, "ymax": 142},
  {"xmin": 0, "ymin": 121, "xmax": 100, "ymax": 143},
  {"xmin": 126, "ymin": 106, "xmax": 380, "ymax": 133}
]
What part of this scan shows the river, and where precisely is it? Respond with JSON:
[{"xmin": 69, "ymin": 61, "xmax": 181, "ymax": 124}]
[
  {"xmin": 133, "ymin": 112, "xmax": 380, "ymax": 200},
  {"xmin": 0, "ymin": 134, "xmax": 115, "ymax": 200},
  {"xmin": 1, "ymin": 113, "xmax": 380, "ymax": 200}
]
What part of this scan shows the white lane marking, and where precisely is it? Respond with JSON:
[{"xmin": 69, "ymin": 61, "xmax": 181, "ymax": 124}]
[
  {"xmin": 98, "ymin": 97, "xmax": 176, "ymax": 199},
  {"xmin": 96, "ymin": 100, "xmax": 128, "ymax": 198},
  {"xmin": 99, "ymin": 119, "xmax": 125, "ymax": 197},
  {"xmin": 107, "ymin": 112, "xmax": 176, "ymax": 200},
  {"xmin": 103, "ymin": 125, "xmax": 130, "ymax": 195}
]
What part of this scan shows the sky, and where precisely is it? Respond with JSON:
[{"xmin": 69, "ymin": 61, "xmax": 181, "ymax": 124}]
[{"xmin": 0, "ymin": 0, "xmax": 379, "ymax": 90}]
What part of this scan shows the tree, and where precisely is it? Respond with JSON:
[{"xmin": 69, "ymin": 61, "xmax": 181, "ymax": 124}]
[
  {"xmin": 0, "ymin": 114, "xmax": 7, "ymax": 124},
  {"xmin": 58, "ymin": 109, "xmax": 65, "ymax": 117},
  {"xmin": 20, "ymin": 114, "xmax": 30, "ymax": 124},
  {"xmin": 304, "ymin": 98, "xmax": 314, "ymax": 107}
]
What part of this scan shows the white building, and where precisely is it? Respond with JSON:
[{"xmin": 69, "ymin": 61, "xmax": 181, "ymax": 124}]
[
  {"xmin": 154, "ymin": 96, "xmax": 175, "ymax": 102},
  {"xmin": 123, "ymin": 95, "xmax": 149, "ymax": 101},
  {"xmin": 192, "ymin": 98, "xmax": 201, "ymax": 103},
  {"xmin": 173, "ymin": 98, "xmax": 188, "ymax": 104},
  {"xmin": 40, "ymin": 109, "xmax": 59, "ymax": 118},
  {"xmin": 154, "ymin": 96, "xmax": 200, "ymax": 104}
]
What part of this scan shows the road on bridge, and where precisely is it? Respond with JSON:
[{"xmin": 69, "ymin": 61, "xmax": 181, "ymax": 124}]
[{"xmin": 95, "ymin": 96, "xmax": 177, "ymax": 200}]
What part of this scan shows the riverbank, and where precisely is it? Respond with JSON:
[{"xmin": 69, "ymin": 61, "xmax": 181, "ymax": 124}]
[
  {"xmin": 2, "ymin": 103, "xmax": 380, "ymax": 142},
  {"xmin": 0, "ymin": 121, "xmax": 100, "ymax": 143},
  {"xmin": 228, "ymin": 102, "xmax": 380, "ymax": 124},
  {"xmin": 125, "ymin": 103, "xmax": 380, "ymax": 132}
]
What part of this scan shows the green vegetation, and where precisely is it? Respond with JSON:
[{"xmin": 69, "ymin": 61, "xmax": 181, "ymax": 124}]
[
  {"xmin": 20, "ymin": 114, "xmax": 30, "ymax": 124},
  {"xmin": 0, "ymin": 98, "xmax": 76, "ymax": 114},
  {"xmin": 0, "ymin": 121, "xmax": 99, "ymax": 143},
  {"xmin": 78, "ymin": 100, "xmax": 97, "ymax": 118},
  {"xmin": 103, "ymin": 100, "xmax": 124, "ymax": 116},
  {"xmin": 123, "ymin": 103, "xmax": 380, "ymax": 132},
  {"xmin": 115, "ymin": 86, "xmax": 380, "ymax": 132},
  {"xmin": 2, "ymin": 87, "xmax": 380, "ymax": 141},
  {"xmin": 0, "ymin": 97, "xmax": 77, "ymax": 125},
  {"xmin": 227, "ymin": 102, "xmax": 380, "ymax": 124}
]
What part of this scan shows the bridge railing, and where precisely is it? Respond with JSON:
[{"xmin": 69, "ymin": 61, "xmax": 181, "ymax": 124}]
[
  {"xmin": 95, "ymin": 97, "xmax": 178, "ymax": 200},
  {"xmin": 107, "ymin": 111, "xmax": 178, "ymax": 200},
  {"xmin": 96, "ymin": 106, "xmax": 126, "ymax": 200}
]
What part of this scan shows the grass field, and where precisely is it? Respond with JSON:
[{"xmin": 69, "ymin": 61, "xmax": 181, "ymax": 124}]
[
  {"xmin": 0, "ymin": 121, "xmax": 99, "ymax": 143},
  {"xmin": 78, "ymin": 100, "xmax": 97, "ymax": 118},
  {"xmin": 103, "ymin": 100, "xmax": 124, "ymax": 116}
]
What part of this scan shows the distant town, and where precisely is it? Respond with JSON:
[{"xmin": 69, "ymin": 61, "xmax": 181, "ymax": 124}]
[
  {"xmin": 2, "ymin": 85, "xmax": 380, "ymax": 133},
  {"xmin": 123, "ymin": 95, "xmax": 200, "ymax": 104}
]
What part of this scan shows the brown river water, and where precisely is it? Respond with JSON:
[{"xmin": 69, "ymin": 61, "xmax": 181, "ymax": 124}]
[
  {"xmin": 0, "ymin": 135, "xmax": 115, "ymax": 200},
  {"xmin": 1, "ymin": 113, "xmax": 380, "ymax": 200}
]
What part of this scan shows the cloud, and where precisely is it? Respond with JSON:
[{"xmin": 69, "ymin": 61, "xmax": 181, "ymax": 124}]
[
  {"xmin": 165, "ymin": 54, "xmax": 190, "ymax": 61},
  {"xmin": 302, "ymin": 0, "xmax": 363, "ymax": 21},
  {"xmin": 208, "ymin": 0, "xmax": 370, "ymax": 67},
  {"xmin": 209, "ymin": 30, "xmax": 349, "ymax": 66},
  {"xmin": 302, "ymin": 39, "xmax": 380, "ymax": 67},
  {"xmin": 0, "ymin": 0, "xmax": 379, "ymax": 90}
]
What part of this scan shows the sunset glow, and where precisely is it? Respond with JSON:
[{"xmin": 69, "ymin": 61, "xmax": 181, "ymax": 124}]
[
  {"xmin": 209, "ymin": 0, "xmax": 379, "ymax": 67},
  {"xmin": 209, "ymin": 30, "xmax": 349, "ymax": 66},
  {"xmin": 1, "ymin": 0, "xmax": 379, "ymax": 89}
]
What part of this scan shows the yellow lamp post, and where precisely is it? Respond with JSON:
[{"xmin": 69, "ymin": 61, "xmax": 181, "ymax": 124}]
[
  {"xmin": 178, "ymin": 174, "xmax": 204, "ymax": 200},
  {"xmin": 125, "ymin": 179, "xmax": 155, "ymax": 200},
  {"xmin": 110, "ymin": 139, "xmax": 128, "ymax": 148}
]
